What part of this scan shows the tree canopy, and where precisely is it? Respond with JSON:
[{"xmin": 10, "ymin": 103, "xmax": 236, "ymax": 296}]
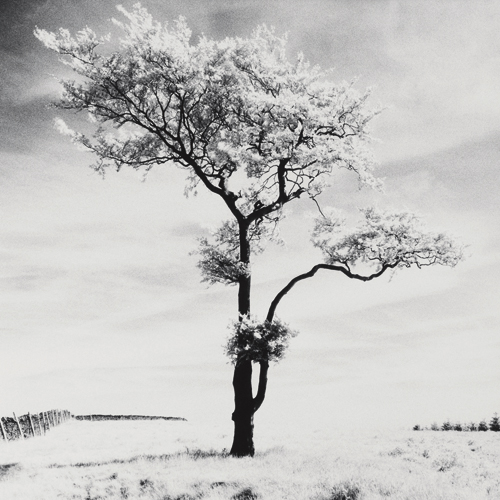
[{"xmin": 35, "ymin": 4, "xmax": 380, "ymax": 224}]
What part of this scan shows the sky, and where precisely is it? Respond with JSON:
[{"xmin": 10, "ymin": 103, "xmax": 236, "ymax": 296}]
[{"xmin": 0, "ymin": 0, "xmax": 499, "ymax": 440}]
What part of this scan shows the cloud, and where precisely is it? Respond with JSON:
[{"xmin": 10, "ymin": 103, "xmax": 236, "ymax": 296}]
[
  {"xmin": 0, "ymin": 0, "xmax": 498, "ymax": 429},
  {"xmin": 0, "ymin": 99, "xmax": 58, "ymax": 156},
  {"xmin": 370, "ymin": 2, "xmax": 500, "ymax": 160}
]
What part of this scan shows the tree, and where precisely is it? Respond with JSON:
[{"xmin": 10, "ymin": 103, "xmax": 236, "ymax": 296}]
[
  {"xmin": 35, "ymin": 4, "xmax": 463, "ymax": 457},
  {"xmin": 490, "ymin": 413, "xmax": 500, "ymax": 432},
  {"xmin": 441, "ymin": 420, "xmax": 452, "ymax": 431},
  {"xmin": 478, "ymin": 419, "xmax": 489, "ymax": 431},
  {"xmin": 467, "ymin": 422, "xmax": 478, "ymax": 431}
]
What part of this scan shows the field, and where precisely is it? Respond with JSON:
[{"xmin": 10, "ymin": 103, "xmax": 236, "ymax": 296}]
[{"xmin": 1, "ymin": 418, "xmax": 499, "ymax": 499}]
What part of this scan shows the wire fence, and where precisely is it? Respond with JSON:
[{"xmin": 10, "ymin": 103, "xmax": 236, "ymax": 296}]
[
  {"xmin": 0, "ymin": 411, "xmax": 187, "ymax": 442},
  {"xmin": 0, "ymin": 409, "xmax": 71, "ymax": 442}
]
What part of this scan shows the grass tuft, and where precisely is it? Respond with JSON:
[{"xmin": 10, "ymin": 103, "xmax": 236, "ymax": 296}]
[
  {"xmin": 184, "ymin": 448, "xmax": 228, "ymax": 460},
  {"xmin": 139, "ymin": 478, "xmax": 154, "ymax": 490},
  {"xmin": 387, "ymin": 446, "xmax": 405, "ymax": 456},
  {"xmin": 432, "ymin": 454, "xmax": 459, "ymax": 472},
  {"xmin": 0, "ymin": 463, "xmax": 21, "ymax": 479},
  {"xmin": 231, "ymin": 487, "xmax": 259, "ymax": 499},
  {"xmin": 324, "ymin": 481, "xmax": 361, "ymax": 500}
]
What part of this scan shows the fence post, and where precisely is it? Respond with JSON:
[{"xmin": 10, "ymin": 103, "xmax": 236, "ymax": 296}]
[
  {"xmin": 42, "ymin": 412, "xmax": 49, "ymax": 431},
  {"xmin": 13, "ymin": 413, "xmax": 24, "ymax": 440},
  {"xmin": 36, "ymin": 414, "xmax": 42, "ymax": 435},
  {"xmin": 0, "ymin": 418, "xmax": 7, "ymax": 442},
  {"xmin": 28, "ymin": 413, "xmax": 36, "ymax": 437},
  {"xmin": 35, "ymin": 414, "xmax": 42, "ymax": 436}
]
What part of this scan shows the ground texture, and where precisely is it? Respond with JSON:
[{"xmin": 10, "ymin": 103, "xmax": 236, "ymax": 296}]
[{"xmin": 1, "ymin": 419, "xmax": 499, "ymax": 499}]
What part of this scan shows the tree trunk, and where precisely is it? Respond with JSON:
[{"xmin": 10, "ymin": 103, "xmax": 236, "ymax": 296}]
[
  {"xmin": 229, "ymin": 356, "xmax": 269, "ymax": 457},
  {"xmin": 230, "ymin": 221, "xmax": 259, "ymax": 457},
  {"xmin": 230, "ymin": 358, "xmax": 255, "ymax": 457},
  {"xmin": 231, "ymin": 414, "xmax": 255, "ymax": 457}
]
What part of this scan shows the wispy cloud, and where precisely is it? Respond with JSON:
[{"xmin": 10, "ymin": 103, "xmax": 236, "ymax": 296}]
[{"xmin": 0, "ymin": 0, "xmax": 499, "ymax": 429}]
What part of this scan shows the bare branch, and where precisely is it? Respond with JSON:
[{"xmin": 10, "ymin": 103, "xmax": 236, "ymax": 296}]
[{"xmin": 266, "ymin": 262, "xmax": 397, "ymax": 322}]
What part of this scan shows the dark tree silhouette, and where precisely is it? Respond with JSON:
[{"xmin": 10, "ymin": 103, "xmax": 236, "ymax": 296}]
[{"xmin": 490, "ymin": 413, "xmax": 500, "ymax": 431}]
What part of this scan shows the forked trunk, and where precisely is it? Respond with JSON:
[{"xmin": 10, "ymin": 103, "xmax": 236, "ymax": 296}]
[
  {"xmin": 229, "ymin": 357, "xmax": 269, "ymax": 457},
  {"xmin": 229, "ymin": 222, "xmax": 269, "ymax": 457}
]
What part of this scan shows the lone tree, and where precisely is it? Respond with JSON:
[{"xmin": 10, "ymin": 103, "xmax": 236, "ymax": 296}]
[
  {"xmin": 36, "ymin": 4, "xmax": 463, "ymax": 457},
  {"xmin": 490, "ymin": 413, "xmax": 500, "ymax": 432}
]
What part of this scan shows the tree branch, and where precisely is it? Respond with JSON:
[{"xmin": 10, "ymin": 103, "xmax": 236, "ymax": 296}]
[
  {"xmin": 253, "ymin": 360, "xmax": 269, "ymax": 412},
  {"xmin": 266, "ymin": 261, "xmax": 397, "ymax": 322}
]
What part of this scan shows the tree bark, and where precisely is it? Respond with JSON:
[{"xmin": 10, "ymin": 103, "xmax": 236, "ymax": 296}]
[
  {"xmin": 229, "ymin": 359, "xmax": 269, "ymax": 457},
  {"xmin": 237, "ymin": 221, "xmax": 251, "ymax": 317},
  {"xmin": 229, "ymin": 221, "xmax": 266, "ymax": 457},
  {"xmin": 230, "ymin": 414, "xmax": 255, "ymax": 457},
  {"xmin": 230, "ymin": 358, "xmax": 255, "ymax": 457}
]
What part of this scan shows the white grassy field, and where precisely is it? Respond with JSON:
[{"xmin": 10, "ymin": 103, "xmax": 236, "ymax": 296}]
[{"xmin": 0, "ymin": 418, "xmax": 499, "ymax": 499}]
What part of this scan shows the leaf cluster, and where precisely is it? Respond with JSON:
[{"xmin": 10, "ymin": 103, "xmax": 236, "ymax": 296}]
[
  {"xmin": 195, "ymin": 219, "xmax": 281, "ymax": 285},
  {"xmin": 225, "ymin": 316, "xmax": 297, "ymax": 364},
  {"xmin": 312, "ymin": 207, "xmax": 464, "ymax": 271},
  {"xmin": 195, "ymin": 221, "xmax": 247, "ymax": 286}
]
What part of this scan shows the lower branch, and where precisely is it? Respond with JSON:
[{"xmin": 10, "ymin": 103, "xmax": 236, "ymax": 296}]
[
  {"xmin": 266, "ymin": 262, "xmax": 397, "ymax": 322},
  {"xmin": 253, "ymin": 360, "xmax": 269, "ymax": 413}
]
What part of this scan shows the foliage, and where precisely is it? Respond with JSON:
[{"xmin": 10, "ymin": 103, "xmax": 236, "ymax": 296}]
[
  {"xmin": 195, "ymin": 219, "xmax": 281, "ymax": 286},
  {"xmin": 34, "ymin": 3, "xmax": 381, "ymax": 226},
  {"xmin": 312, "ymin": 207, "xmax": 463, "ymax": 272},
  {"xmin": 35, "ymin": 1, "xmax": 464, "ymax": 346},
  {"xmin": 225, "ymin": 316, "xmax": 297, "ymax": 364},
  {"xmin": 195, "ymin": 220, "xmax": 249, "ymax": 286}
]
